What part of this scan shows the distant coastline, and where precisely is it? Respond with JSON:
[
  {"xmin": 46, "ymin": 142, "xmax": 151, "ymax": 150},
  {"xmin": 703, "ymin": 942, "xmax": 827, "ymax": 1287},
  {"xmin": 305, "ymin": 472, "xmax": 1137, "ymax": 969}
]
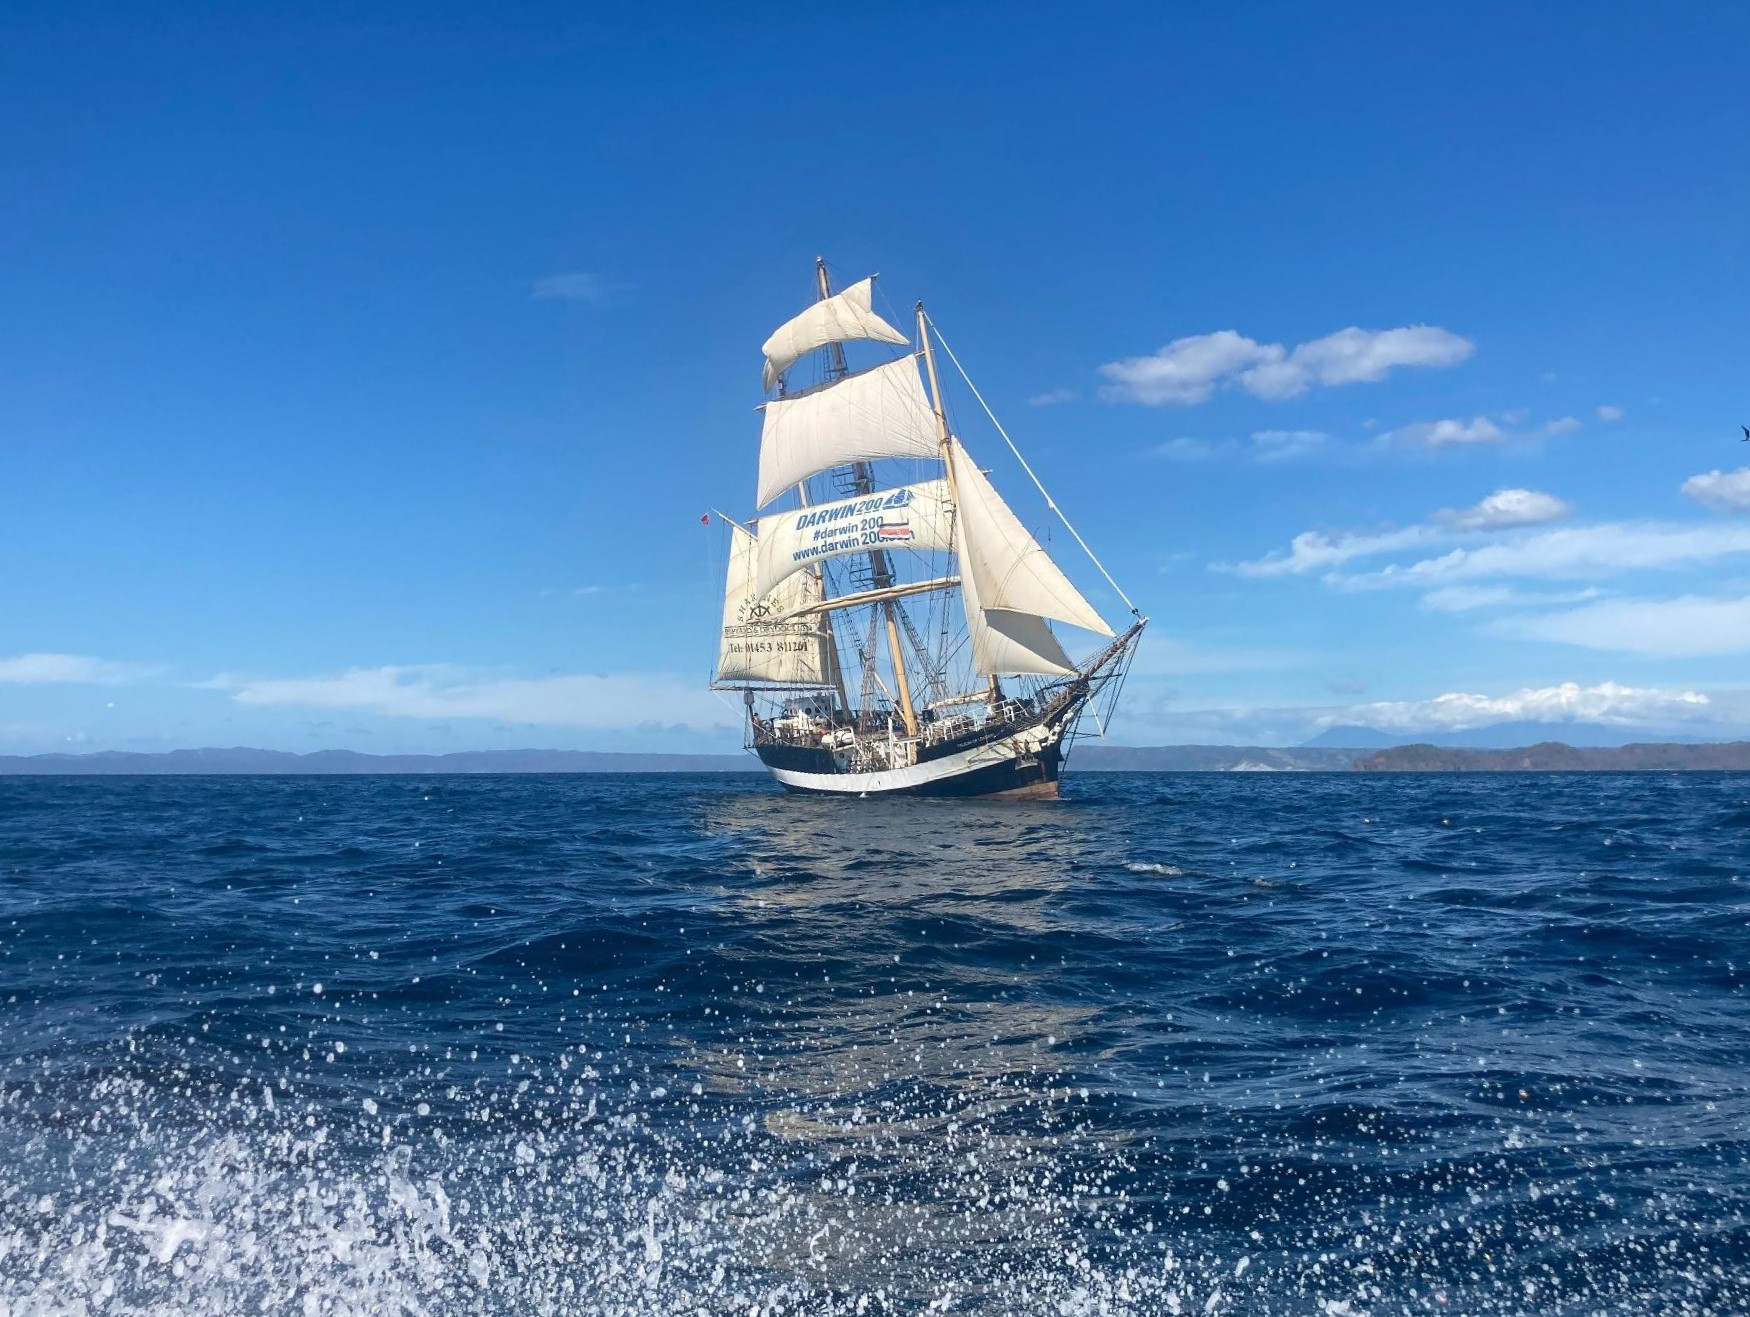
[
  {"xmin": 1354, "ymin": 741, "xmax": 1750, "ymax": 772},
  {"xmin": 4, "ymin": 742, "xmax": 1749, "ymax": 774},
  {"xmin": 0, "ymin": 748, "xmax": 761, "ymax": 775}
]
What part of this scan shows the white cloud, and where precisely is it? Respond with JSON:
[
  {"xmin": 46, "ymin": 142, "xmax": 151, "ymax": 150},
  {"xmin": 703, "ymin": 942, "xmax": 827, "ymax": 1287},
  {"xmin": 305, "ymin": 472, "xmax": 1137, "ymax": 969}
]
[
  {"xmin": 1250, "ymin": 429, "xmax": 1327, "ymax": 462},
  {"xmin": 1418, "ymin": 585, "xmax": 1601, "ymax": 613},
  {"xmin": 1681, "ymin": 467, "xmax": 1750, "ymax": 513},
  {"xmin": 1238, "ymin": 326, "xmax": 1474, "ymax": 400},
  {"xmin": 1027, "ymin": 388, "xmax": 1078, "ymax": 407},
  {"xmin": 1389, "ymin": 413, "xmax": 1580, "ymax": 447},
  {"xmin": 1099, "ymin": 324, "xmax": 1471, "ymax": 406},
  {"xmin": 1417, "ymin": 585, "xmax": 1522, "ymax": 613},
  {"xmin": 1147, "ymin": 429, "xmax": 1331, "ymax": 464},
  {"xmin": 1435, "ymin": 488, "xmax": 1572, "ymax": 531},
  {"xmin": 1389, "ymin": 415, "xmax": 1505, "ymax": 447},
  {"xmin": 1342, "ymin": 522, "xmax": 1750, "ymax": 589},
  {"xmin": 207, "ymin": 665, "xmax": 733, "ymax": 730},
  {"xmin": 1235, "ymin": 494, "xmax": 1750, "ymax": 645},
  {"xmin": 1118, "ymin": 680, "xmax": 1746, "ymax": 745},
  {"xmin": 1231, "ymin": 490, "xmax": 1573, "ymax": 578},
  {"xmin": 1147, "ymin": 437, "xmax": 1217, "ymax": 462},
  {"xmin": 1597, "ymin": 404, "xmax": 1625, "ymax": 421},
  {"xmin": 1336, "ymin": 681, "xmax": 1709, "ymax": 732},
  {"xmin": 1498, "ymin": 595, "xmax": 1750, "ymax": 658},
  {"xmin": 1100, "ymin": 330, "xmax": 1273, "ymax": 405},
  {"xmin": 1228, "ymin": 525, "xmax": 1443, "ymax": 578},
  {"xmin": 532, "ymin": 271, "xmax": 618, "ymax": 304},
  {"xmin": 0, "ymin": 653, "xmax": 152, "ymax": 684}
]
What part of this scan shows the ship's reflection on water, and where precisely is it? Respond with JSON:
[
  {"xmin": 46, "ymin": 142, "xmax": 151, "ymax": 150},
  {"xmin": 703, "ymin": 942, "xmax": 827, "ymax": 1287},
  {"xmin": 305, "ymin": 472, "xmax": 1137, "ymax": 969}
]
[
  {"xmin": 664, "ymin": 789, "xmax": 1152, "ymax": 1298},
  {"xmin": 692, "ymin": 786, "xmax": 1119, "ymax": 1102}
]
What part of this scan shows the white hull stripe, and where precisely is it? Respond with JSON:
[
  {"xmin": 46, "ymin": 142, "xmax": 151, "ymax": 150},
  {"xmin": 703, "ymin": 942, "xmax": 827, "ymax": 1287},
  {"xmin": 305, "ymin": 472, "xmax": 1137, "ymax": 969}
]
[{"xmin": 769, "ymin": 736, "xmax": 1029, "ymax": 795}]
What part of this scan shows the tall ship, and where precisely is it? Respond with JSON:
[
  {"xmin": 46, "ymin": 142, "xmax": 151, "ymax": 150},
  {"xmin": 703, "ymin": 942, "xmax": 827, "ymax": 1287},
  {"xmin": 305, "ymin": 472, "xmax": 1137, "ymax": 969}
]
[{"xmin": 711, "ymin": 261, "xmax": 1146, "ymax": 798}]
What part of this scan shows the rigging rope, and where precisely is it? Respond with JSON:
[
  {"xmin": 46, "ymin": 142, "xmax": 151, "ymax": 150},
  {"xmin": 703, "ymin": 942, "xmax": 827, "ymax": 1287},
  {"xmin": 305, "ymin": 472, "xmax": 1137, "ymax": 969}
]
[{"xmin": 925, "ymin": 315, "xmax": 1143, "ymax": 618}]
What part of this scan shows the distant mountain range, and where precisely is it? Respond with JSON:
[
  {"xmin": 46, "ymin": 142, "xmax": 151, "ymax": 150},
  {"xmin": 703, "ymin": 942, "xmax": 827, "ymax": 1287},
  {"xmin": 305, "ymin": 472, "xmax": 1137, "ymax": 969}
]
[
  {"xmin": 0, "ymin": 748, "xmax": 760, "ymax": 775},
  {"xmin": 1302, "ymin": 722, "xmax": 1722, "ymax": 749},
  {"xmin": 4, "ymin": 741, "xmax": 1747, "ymax": 775},
  {"xmin": 1072, "ymin": 745, "xmax": 1361, "ymax": 771},
  {"xmin": 1357, "ymin": 741, "xmax": 1750, "ymax": 772}
]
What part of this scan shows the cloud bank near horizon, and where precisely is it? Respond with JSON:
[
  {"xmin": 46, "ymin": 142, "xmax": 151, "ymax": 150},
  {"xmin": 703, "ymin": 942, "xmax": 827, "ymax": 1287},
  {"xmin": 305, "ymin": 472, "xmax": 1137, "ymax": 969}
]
[
  {"xmin": 0, "ymin": 653, "xmax": 159, "ymax": 685},
  {"xmin": 3, "ymin": 652, "xmax": 1742, "ymax": 754},
  {"xmin": 203, "ymin": 664, "xmax": 735, "ymax": 733},
  {"xmin": 1222, "ymin": 468, "xmax": 1750, "ymax": 659}
]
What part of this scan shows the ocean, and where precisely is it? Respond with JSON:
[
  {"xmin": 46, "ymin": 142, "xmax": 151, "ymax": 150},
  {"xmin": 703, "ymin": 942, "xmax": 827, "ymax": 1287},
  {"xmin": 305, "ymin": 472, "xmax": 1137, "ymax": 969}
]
[{"xmin": 1, "ymin": 771, "xmax": 1745, "ymax": 1314}]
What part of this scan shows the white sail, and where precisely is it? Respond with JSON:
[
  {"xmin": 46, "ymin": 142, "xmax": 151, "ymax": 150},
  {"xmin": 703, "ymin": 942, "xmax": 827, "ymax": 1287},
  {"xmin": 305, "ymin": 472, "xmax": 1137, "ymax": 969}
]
[
  {"xmin": 717, "ymin": 525, "xmax": 832, "ymax": 685},
  {"xmin": 752, "ymin": 478, "xmax": 955, "ymax": 601},
  {"xmin": 957, "ymin": 537, "xmax": 1077, "ymax": 676},
  {"xmin": 756, "ymin": 357, "xmax": 942, "ymax": 508},
  {"xmin": 761, "ymin": 277, "xmax": 910, "ymax": 391},
  {"xmin": 948, "ymin": 442, "xmax": 1114, "ymax": 637}
]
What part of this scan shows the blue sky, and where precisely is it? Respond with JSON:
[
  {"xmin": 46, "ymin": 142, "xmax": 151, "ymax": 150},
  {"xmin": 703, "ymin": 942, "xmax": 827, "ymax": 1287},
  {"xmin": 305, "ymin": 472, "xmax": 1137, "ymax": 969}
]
[{"xmin": 4, "ymin": 1, "xmax": 1749, "ymax": 753}]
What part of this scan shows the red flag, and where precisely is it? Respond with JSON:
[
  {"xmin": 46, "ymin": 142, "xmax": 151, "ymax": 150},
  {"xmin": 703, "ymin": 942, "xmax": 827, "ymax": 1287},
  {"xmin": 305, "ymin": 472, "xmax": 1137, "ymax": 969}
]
[{"xmin": 700, "ymin": 513, "xmax": 710, "ymax": 525}]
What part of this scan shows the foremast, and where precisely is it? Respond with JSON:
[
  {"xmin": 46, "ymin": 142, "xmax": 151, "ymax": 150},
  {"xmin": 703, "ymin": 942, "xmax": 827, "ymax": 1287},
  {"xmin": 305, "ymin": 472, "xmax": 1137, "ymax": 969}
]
[
  {"xmin": 914, "ymin": 297, "xmax": 1001, "ymax": 710},
  {"xmin": 785, "ymin": 260, "xmax": 855, "ymax": 719}
]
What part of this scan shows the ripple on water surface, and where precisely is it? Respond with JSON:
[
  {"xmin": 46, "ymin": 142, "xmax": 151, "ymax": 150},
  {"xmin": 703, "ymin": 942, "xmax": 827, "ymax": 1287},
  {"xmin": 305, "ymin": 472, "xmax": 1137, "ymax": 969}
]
[{"xmin": 1, "ymin": 770, "xmax": 1747, "ymax": 1313}]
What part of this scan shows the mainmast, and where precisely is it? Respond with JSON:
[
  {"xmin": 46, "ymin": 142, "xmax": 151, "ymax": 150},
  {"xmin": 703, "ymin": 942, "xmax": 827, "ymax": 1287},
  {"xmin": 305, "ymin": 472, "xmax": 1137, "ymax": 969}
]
[{"xmin": 816, "ymin": 258, "xmax": 919, "ymax": 740}]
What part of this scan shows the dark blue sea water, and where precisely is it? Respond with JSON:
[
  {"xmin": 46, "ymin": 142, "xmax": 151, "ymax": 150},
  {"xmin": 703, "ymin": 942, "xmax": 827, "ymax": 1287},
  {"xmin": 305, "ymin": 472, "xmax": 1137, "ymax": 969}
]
[{"xmin": 1, "ymin": 771, "xmax": 1747, "ymax": 1315}]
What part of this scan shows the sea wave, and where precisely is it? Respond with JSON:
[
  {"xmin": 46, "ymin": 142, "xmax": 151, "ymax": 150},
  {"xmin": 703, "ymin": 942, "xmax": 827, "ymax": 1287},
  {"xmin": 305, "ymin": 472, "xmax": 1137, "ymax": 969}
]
[{"xmin": 1, "ymin": 771, "xmax": 1746, "ymax": 1313}]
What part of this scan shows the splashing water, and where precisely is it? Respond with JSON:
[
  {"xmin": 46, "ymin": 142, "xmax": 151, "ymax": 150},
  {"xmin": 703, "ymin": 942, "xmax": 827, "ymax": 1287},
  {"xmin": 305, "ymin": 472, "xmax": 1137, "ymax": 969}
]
[{"xmin": 1, "ymin": 771, "xmax": 1746, "ymax": 1313}]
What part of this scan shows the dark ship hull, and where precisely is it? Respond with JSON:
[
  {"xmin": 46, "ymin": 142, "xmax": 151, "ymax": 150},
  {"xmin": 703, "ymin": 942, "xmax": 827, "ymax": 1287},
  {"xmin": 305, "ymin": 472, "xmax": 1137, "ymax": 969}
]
[
  {"xmin": 755, "ymin": 727, "xmax": 1065, "ymax": 799},
  {"xmin": 744, "ymin": 622, "xmax": 1144, "ymax": 799}
]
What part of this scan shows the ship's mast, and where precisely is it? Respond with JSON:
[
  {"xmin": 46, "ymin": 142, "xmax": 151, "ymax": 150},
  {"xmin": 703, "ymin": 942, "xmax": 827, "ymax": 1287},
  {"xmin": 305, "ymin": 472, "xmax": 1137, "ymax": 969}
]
[
  {"xmin": 816, "ymin": 258, "xmax": 918, "ymax": 738},
  {"xmin": 916, "ymin": 301, "xmax": 1002, "ymax": 708},
  {"xmin": 814, "ymin": 257, "xmax": 851, "ymax": 380},
  {"xmin": 917, "ymin": 300, "xmax": 954, "ymax": 498},
  {"xmin": 789, "ymin": 261, "xmax": 853, "ymax": 717}
]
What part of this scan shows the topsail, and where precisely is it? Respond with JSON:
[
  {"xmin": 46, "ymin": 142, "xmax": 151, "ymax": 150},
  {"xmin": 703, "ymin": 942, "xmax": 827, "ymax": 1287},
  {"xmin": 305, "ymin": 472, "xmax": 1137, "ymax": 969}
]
[
  {"xmin": 756, "ymin": 357, "xmax": 942, "ymax": 508},
  {"xmin": 761, "ymin": 277, "xmax": 909, "ymax": 391}
]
